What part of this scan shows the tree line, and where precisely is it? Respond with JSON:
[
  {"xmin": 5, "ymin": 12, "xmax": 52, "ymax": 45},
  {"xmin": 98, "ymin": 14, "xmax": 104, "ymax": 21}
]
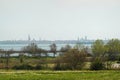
[{"xmin": 0, "ymin": 38, "xmax": 120, "ymax": 70}]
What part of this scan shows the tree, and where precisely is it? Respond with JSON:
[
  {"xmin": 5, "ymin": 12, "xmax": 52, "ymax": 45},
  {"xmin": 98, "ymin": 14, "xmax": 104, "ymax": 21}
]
[
  {"xmin": 106, "ymin": 39, "xmax": 120, "ymax": 61},
  {"xmin": 5, "ymin": 49, "xmax": 13, "ymax": 70},
  {"xmin": 50, "ymin": 43, "xmax": 57, "ymax": 57},
  {"xmin": 91, "ymin": 40, "xmax": 106, "ymax": 58},
  {"xmin": 90, "ymin": 58, "xmax": 105, "ymax": 70},
  {"xmin": 60, "ymin": 44, "xmax": 71, "ymax": 56},
  {"xmin": 60, "ymin": 44, "xmax": 71, "ymax": 52},
  {"xmin": 91, "ymin": 40, "xmax": 106, "ymax": 70},
  {"xmin": 22, "ymin": 43, "xmax": 38, "ymax": 57},
  {"xmin": 62, "ymin": 48, "xmax": 86, "ymax": 70}
]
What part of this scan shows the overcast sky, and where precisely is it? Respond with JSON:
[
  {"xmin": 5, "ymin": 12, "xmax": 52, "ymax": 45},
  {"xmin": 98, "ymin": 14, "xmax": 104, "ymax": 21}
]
[{"xmin": 0, "ymin": 0, "xmax": 120, "ymax": 40}]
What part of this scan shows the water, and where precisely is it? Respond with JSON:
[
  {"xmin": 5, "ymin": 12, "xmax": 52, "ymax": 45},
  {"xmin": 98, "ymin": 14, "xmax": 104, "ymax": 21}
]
[
  {"xmin": 0, "ymin": 43, "xmax": 92, "ymax": 50},
  {"xmin": 0, "ymin": 43, "xmax": 92, "ymax": 56}
]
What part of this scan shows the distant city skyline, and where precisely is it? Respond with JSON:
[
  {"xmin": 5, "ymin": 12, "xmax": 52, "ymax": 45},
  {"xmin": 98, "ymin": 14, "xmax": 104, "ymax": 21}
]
[
  {"xmin": 0, "ymin": 35, "xmax": 110, "ymax": 41},
  {"xmin": 1, "ymin": 35, "xmax": 90, "ymax": 41},
  {"xmin": 0, "ymin": 0, "xmax": 120, "ymax": 40}
]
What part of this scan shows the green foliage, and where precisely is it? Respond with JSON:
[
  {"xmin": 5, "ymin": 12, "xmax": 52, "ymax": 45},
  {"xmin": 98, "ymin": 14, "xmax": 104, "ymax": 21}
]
[
  {"xmin": 2, "ymin": 39, "xmax": 120, "ymax": 71},
  {"xmin": 12, "ymin": 64, "xmax": 43, "ymax": 70},
  {"xmin": 90, "ymin": 59, "xmax": 105, "ymax": 70},
  {"xmin": 53, "ymin": 63, "xmax": 62, "ymax": 70},
  {"xmin": 53, "ymin": 63, "xmax": 73, "ymax": 70},
  {"xmin": 106, "ymin": 39, "xmax": 120, "ymax": 60},
  {"xmin": 61, "ymin": 48, "xmax": 86, "ymax": 70},
  {"xmin": 19, "ymin": 54, "xmax": 25, "ymax": 63},
  {"xmin": 35, "ymin": 64, "xmax": 42, "ymax": 70},
  {"xmin": 12, "ymin": 64, "xmax": 34, "ymax": 70},
  {"xmin": 92, "ymin": 40, "xmax": 106, "ymax": 57}
]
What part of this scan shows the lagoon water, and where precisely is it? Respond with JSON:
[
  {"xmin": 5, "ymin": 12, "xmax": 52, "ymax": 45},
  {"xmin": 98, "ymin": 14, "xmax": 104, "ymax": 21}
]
[
  {"xmin": 0, "ymin": 43, "xmax": 92, "ymax": 56},
  {"xmin": 0, "ymin": 43, "xmax": 92, "ymax": 51}
]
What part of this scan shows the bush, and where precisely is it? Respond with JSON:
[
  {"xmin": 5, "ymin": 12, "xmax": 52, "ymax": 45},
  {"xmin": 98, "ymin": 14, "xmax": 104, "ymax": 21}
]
[
  {"xmin": 54, "ymin": 63, "xmax": 62, "ymax": 70},
  {"xmin": 90, "ymin": 61, "xmax": 105, "ymax": 70},
  {"xmin": 117, "ymin": 56, "xmax": 120, "ymax": 63},
  {"xmin": 53, "ymin": 63, "xmax": 74, "ymax": 70},
  {"xmin": 61, "ymin": 49, "xmax": 86, "ymax": 70},
  {"xmin": 13, "ymin": 64, "xmax": 43, "ymax": 70},
  {"xmin": 61, "ymin": 64, "xmax": 73, "ymax": 70},
  {"xmin": 12, "ymin": 64, "xmax": 34, "ymax": 70},
  {"xmin": 35, "ymin": 64, "xmax": 42, "ymax": 70}
]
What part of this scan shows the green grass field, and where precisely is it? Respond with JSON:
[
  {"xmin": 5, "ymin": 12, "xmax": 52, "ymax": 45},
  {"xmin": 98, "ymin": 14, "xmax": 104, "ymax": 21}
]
[{"xmin": 0, "ymin": 70, "xmax": 120, "ymax": 80}]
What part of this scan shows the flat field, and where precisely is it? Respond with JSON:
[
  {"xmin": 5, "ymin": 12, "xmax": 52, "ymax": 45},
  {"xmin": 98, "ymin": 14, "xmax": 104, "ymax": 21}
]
[{"xmin": 0, "ymin": 70, "xmax": 120, "ymax": 80}]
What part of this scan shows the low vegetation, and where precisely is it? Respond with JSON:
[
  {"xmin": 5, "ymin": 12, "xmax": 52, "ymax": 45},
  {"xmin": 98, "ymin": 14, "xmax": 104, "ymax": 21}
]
[
  {"xmin": 0, "ymin": 70, "xmax": 120, "ymax": 80},
  {"xmin": 0, "ymin": 38, "xmax": 120, "ymax": 70}
]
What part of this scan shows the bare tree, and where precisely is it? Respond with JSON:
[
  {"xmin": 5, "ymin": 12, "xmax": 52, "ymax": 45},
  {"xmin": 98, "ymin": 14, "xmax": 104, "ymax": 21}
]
[
  {"xmin": 50, "ymin": 43, "xmax": 57, "ymax": 57},
  {"xmin": 22, "ymin": 43, "xmax": 38, "ymax": 57},
  {"xmin": 60, "ymin": 44, "xmax": 71, "ymax": 52}
]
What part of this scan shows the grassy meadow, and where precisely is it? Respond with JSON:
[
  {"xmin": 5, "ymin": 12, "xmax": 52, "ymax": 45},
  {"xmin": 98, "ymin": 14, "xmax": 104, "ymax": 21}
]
[{"xmin": 0, "ymin": 70, "xmax": 120, "ymax": 80}]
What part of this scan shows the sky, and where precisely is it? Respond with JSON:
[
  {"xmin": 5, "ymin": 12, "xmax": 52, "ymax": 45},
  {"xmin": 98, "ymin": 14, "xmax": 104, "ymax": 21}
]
[{"xmin": 0, "ymin": 0, "xmax": 120, "ymax": 41}]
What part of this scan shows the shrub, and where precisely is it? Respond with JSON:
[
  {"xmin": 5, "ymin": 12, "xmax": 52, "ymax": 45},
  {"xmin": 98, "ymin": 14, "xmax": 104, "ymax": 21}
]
[
  {"xmin": 90, "ymin": 60, "xmax": 105, "ymax": 70},
  {"xmin": 117, "ymin": 56, "xmax": 120, "ymax": 63},
  {"xmin": 12, "ymin": 64, "xmax": 34, "ymax": 70},
  {"xmin": 35, "ymin": 64, "xmax": 42, "ymax": 70},
  {"xmin": 54, "ymin": 63, "xmax": 62, "ymax": 70},
  {"xmin": 62, "ymin": 49, "xmax": 86, "ymax": 70},
  {"xmin": 53, "ymin": 64, "xmax": 72, "ymax": 70}
]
